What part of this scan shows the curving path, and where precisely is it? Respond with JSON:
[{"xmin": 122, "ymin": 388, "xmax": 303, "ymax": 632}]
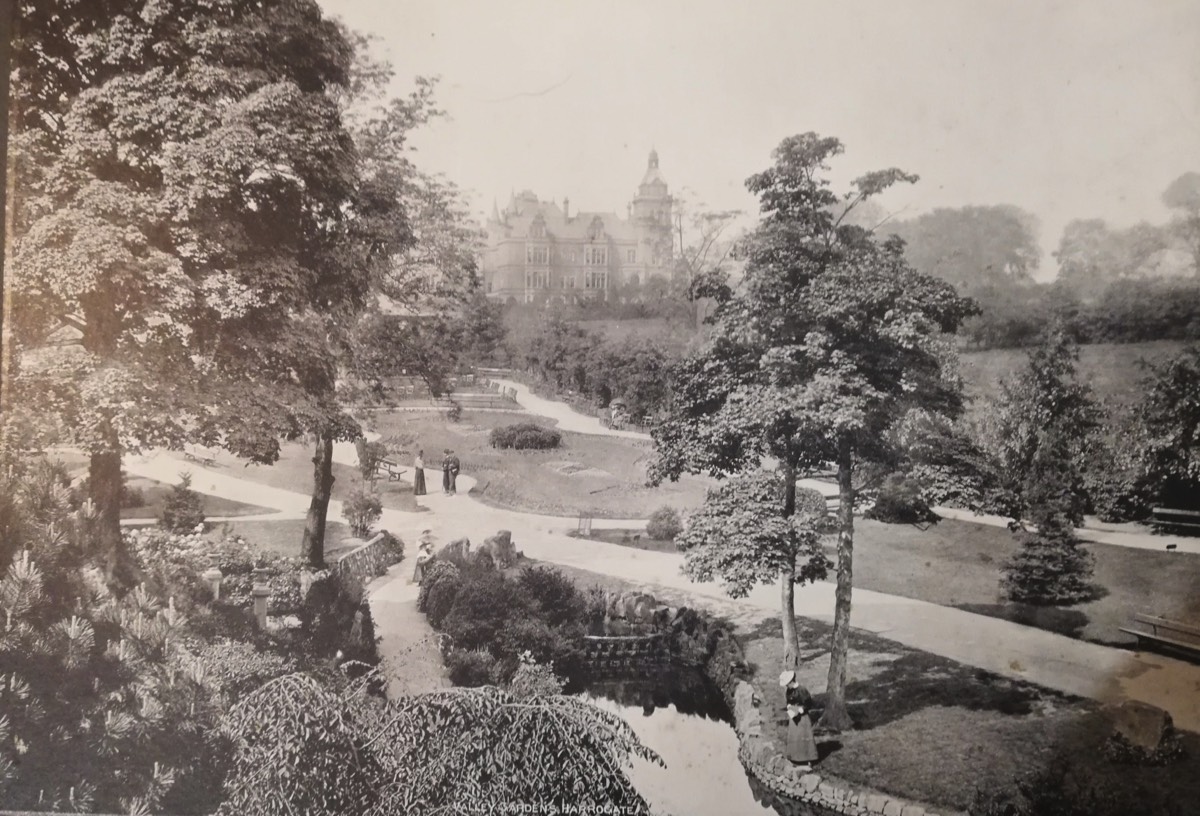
[{"xmin": 124, "ymin": 430, "xmax": 1200, "ymax": 732}]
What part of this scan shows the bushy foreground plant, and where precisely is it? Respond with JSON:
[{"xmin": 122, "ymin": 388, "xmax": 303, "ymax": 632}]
[
  {"xmin": 489, "ymin": 422, "xmax": 562, "ymax": 450},
  {"xmin": 342, "ymin": 487, "xmax": 383, "ymax": 537}
]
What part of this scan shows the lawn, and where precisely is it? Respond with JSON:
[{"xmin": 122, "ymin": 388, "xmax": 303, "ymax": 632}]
[
  {"xmin": 958, "ymin": 339, "xmax": 1187, "ymax": 420},
  {"xmin": 119, "ymin": 477, "xmax": 274, "ymax": 520},
  {"xmin": 364, "ymin": 410, "xmax": 714, "ymax": 518},
  {"xmin": 568, "ymin": 528, "xmax": 678, "ymax": 553},
  {"xmin": 200, "ymin": 518, "xmax": 356, "ymax": 559},
  {"xmin": 847, "ymin": 517, "xmax": 1200, "ymax": 646}
]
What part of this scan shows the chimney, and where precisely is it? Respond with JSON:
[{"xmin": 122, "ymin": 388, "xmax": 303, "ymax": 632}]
[{"xmin": 563, "ymin": 197, "xmax": 570, "ymax": 219}]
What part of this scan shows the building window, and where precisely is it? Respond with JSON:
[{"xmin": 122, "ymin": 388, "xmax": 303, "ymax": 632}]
[
  {"xmin": 526, "ymin": 245, "xmax": 549, "ymax": 265},
  {"xmin": 530, "ymin": 221, "xmax": 545, "ymax": 238},
  {"xmin": 525, "ymin": 269, "xmax": 550, "ymax": 289},
  {"xmin": 585, "ymin": 271, "xmax": 608, "ymax": 289},
  {"xmin": 626, "ymin": 249, "xmax": 636, "ymax": 263},
  {"xmin": 585, "ymin": 246, "xmax": 607, "ymax": 266}
]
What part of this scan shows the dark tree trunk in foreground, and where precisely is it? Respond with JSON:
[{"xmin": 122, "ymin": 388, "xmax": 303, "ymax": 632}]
[
  {"xmin": 88, "ymin": 421, "xmax": 137, "ymax": 586},
  {"xmin": 780, "ymin": 459, "xmax": 801, "ymax": 669},
  {"xmin": 820, "ymin": 442, "xmax": 855, "ymax": 731},
  {"xmin": 300, "ymin": 431, "xmax": 335, "ymax": 569}
]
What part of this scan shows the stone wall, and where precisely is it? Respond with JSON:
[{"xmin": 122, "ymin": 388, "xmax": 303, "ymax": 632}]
[
  {"xmin": 334, "ymin": 531, "xmax": 402, "ymax": 585},
  {"xmin": 704, "ymin": 642, "xmax": 964, "ymax": 816}
]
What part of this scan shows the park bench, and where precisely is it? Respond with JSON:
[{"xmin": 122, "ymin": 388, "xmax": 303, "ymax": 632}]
[
  {"xmin": 374, "ymin": 459, "xmax": 406, "ymax": 482},
  {"xmin": 1150, "ymin": 507, "xmax": 1200, "ymax": 536},
  {"xmin": 1119, "ymin": 613, "xmax": 1200, "ymax": 660}
]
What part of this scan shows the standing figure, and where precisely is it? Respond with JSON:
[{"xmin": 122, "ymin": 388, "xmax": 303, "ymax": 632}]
[
  {"xmin": 413, "ymin": 448, "xmax": 426, "ymax": 496},
  {"xmin": 779, "ymin": 670, "xmax": 819, "ymax": 769},
  {"xmin": 441, "ymin": 449, "xmax": 453, "ymax": 494},
  {"xmin": 448, "ymin": 450, "xmax": 461, "ymax": 495}
]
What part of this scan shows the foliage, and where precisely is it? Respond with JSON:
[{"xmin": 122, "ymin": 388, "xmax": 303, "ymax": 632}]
[
  {"xmin": 517, "ymin": 566, "xmax": 587, "ymax": 628},
  {"xmin": 651, "ymin": 133, "xmax": 976, "ymax": 727},
  {"xmin": 646, "ymin": 505, "xmax": 684, "ymax": 541},
  {"xmin": 988, "ymin": 328, "xmax": 1100, "ymax": 522},
  {"xmin": 445, "ymin": 647, "xmax": 502, "ymax": 687},
  {"xmin": 508, "ymin": 654, "xmax": 567, "ymax": 699},
  {"xmin": 300, "ymin": 572, "xmax": 379, "ymax": 665},
  {"xmin": 676, "ymin": 472, "xmax": 831, "ymax": 597},
  {"xmin": 1162, "ymin": 171, "xmax": 1200, "ymax": 273},
  {"xmin": 968, "ymin": 758, "xmax": 1191, "ymax": 816},
  {"xmin": 441, "ymin": 571, "xmax": 530, "ymax": 652},
  {"xmin": 342, "ymin": 487, "xmax": 383, "ymax": 537},
  {"xmin": 422, "ymin": 569, "xmax": 463, "ymax": 628},
  {"xmin": 489, "ymin": 421, "xmax": 562, "ymax": 450},
  {"xmin": 1135, "ymin": 343, "xmax": 1200, "ymax": 509},
  {"xmin": 866, "ymin": 473, "xmax": 939, "ymax": 524},
  {"xmin": 159, "ymin": 473, "xmax": 206, "ymax": 534},
  {"xmin": 417, "ymin": 560, "xmax": 460, "ymax": 612},
  {"xmin": 355, "ymin": 438, "xmax": 391, "ymax": 481}
]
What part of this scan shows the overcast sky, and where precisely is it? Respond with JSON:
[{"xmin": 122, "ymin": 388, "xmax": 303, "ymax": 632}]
[{"xmin": 318, "ymin": 0, "xmax": 1200, "ymax": 279}]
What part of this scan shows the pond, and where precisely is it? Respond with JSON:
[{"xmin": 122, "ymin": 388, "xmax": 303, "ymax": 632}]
[{"xmin": 572, "ymin": 668, "xmax": 834, "ymax": 816}]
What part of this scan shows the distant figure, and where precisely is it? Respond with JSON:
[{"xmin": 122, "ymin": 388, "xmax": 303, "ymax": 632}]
[
  {"xmin": 411, "ymin": 536, "xmax": 434, "ymax": 584},
  {"xmin": 448, "ymin": 451, "xmax": 460, "ymax": 494},
  {"xmin": 780, "ymin": 670, "xmax": 819, "ymax": 769},
  {"xmin": 441, "ymin": 449, "xmax": 453, "ymax": 494},
  {"xmin": 413, "ymin": 449, "xmax": 426, "ymax": 496}
]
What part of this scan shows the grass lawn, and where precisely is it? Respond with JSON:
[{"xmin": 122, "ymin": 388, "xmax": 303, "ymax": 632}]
[
  {"xmin": 365, "ymin": 410, "xmax": 714, "ymax": 518},
  {"xmin": 959, "ymin": 340, "xmax": 1186, "ymax": 422},
  {"xmin": 202, "ymin": 518, "xmax": 356, "ymax": 559},
  {"xmin": 848, "ymin": 517, "xmax": 1200, "ymax": 645},
  {"xmin": 119, "ymin": 477, "xmax": 274, "ymax": 520}
]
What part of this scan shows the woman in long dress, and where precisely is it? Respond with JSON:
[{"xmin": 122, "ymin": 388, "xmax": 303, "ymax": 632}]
[
  {"xmin": 413, "ymin": 449, "xmax": 426, "ymax": 496},
  {"xmin": 780, "ymin": 670, "xmax": 819, "ymax": 769},
  {"xmin": 411, "ymin": 537, "xmax": 434, "ymax": 584}
]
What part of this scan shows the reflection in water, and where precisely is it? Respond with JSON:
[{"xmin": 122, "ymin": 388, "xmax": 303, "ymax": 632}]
[{"xmin": 577, "ymin": 669, "xmax": 834, "ymax": 816}]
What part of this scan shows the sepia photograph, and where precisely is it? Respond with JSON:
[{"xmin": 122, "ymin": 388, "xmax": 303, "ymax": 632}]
[{"xmin": 1, "ymin": 1, "xmax": 1198, "ymax": 814}]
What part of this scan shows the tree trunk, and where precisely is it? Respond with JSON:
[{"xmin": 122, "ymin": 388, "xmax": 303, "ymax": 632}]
[
  {"xmin": 300, "ymin": 431, "xmax": 335, "ymax": 569},
  {"xmin": 819, "ymin": 440, "xmax": 856, "ymax": 732},
  {"xmin": 88, "ymin": 422, "xmax": 137, "ymax": 587},
  {"xmin": 779, "ymin": 459, "xmax": 800, "ymax": 669}
]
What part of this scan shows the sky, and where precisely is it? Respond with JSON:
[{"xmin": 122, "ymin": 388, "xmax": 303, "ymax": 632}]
[{"xmin": 318, "ymin": 0, "xmax": 1200, "ymax": 279}]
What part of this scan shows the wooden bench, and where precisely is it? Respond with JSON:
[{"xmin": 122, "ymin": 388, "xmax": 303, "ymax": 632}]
[
  {"xmin": 1120, "ymin": 613, "xmax": 1200, "ymax": 660},
  {"xmin": 374, "ymin": 460, "xmax": 406, "ymax": 482},
  {"xmin": 1150, "ymin": 507, "xmax": 1200, "ymax": 536}
]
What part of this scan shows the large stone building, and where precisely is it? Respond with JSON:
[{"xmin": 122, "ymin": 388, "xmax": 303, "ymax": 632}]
[{"xmin": 481, "ymin": 150, "xmax": 674, "ymax": 303}]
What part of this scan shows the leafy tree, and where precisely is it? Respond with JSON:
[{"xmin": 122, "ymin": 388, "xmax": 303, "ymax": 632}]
[
  {"xmin": 885, "ymin": 204, "xmax": 1041, "ymax": 293},
  {"xmin": 675, "ymin": 473, "xmax": 830, "ymax": 661},
  {"xmin": 1136, "ymin": 343, "xmax": 1200, "ymax": 509},
  {"xmin": 1001, "ymin": 429, "xmax": 1098, "ymax": 605},
  {"xmin": 987, "ymin": 328, "xmax": 1101, "ymax": 522},
  {"xmin": 1162, "ymin": 171, "xmax": 1200, "ymax": 273},
  {"xmin": 651, "ymin": 133, "xmax": 975, "ymax": 729},
  {"xmin": 9, "ymin": 0, "xmax": 368, "ymax": 583},
  {"xmin": 1053, "ymin": 219, "xmax": 1168, "ymax": 295}
]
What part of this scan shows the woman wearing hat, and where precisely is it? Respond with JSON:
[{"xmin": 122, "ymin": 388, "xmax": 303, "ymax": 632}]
[{"xmin": 779, "ymin": 670, "xmax": 819, "ymax": 769}]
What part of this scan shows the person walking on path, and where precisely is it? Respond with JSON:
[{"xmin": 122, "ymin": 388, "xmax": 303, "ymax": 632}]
[
  {"xmin": 411, "ymin": 534, "xmax": 434, "ymax": 584},
  {"xmin": 780, "ymin": 671, "xmax": 819, "ymax": 769},
  {"xmin": 413, "ymin": 449, "xmax": 426, "ymax": 496},
  {"xmin": 441, "ymin": 449, "xmax": 453, "ymax": 494},
  {"xmin": 447, "ymin": 450, "xmax": 461, "ymax": 495}
]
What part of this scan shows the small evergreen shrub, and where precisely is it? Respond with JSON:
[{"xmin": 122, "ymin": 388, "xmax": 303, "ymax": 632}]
[
  {"xmin": 866, "ymin": 473, "xmax": 939, "ymax": 524},
  {"xmin": 417, "ymin": 560, "xmax": 460, "ymax": 612},
  {"xmin": 446, "ymin": 648, "xmax": 500, "ymax": 687},
  {"xmin": 424, "ymin": 573, "xmax": 463, "ymax": 628},
  {"xmin": 518, "ymin": 566, "xmax": 586, "ymax": 627},
  {"xmin": 342, "ymin": 488, "xmax": 382, "ymax": 538},
  {"xmin": 489, "ymin": 422, "xmax": 561, "ymax": 450},
  {"xmin": 159, "ymin": 473, "xmax": 206, "ymax": 533},
  {"xmin": 1001, "ymin": 521, "xmax": 1098, "ymax": 606},
  {"xmin": 355, "ymin": 439, "xmax": 389, "ymax": 481},
  {"xmin": 646, "ymin": 506, "xmax": 683, "ymax": 541}
]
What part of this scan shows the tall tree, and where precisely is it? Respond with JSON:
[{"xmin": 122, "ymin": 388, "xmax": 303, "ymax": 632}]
[
  {"xmin": 1135, "ymin": 343, "xmax": 1200, "ymax": 509},
  {"xmin": 1162, "ymin": 171, "xmax": 1200, "ymax": 273},
  {"xmin": 884, "ymin": 204, "xmax": 1041, "ymax": 293},
  {"xmin": 650, "ymin": 134, "xmax": 975, "ymax": 730},
  {"xmin": 9, "ymin": 0, "xmax": 364, "ymax": 582},
  {"xmin": 987, "ymin": 328, "xmax": 1101, "ymax": 523}
]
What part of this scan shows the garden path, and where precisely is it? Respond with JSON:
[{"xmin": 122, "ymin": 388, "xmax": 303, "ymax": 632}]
[
  {"xmin": 123, "ymin": 446, "xmax": 1200, "ymax": 732},
  {"xmin": 487, "ymin": 378, "xmax": 1200, "ymax": 555}
]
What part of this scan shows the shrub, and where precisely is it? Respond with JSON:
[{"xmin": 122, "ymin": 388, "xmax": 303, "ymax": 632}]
[
  {"xmin": 1001, "ymin": 519, "xmax": 1098, "ymax": 606},
  {"xmin": 424, "ymin": 573, "xmax": 463, "ymax": 628},
  {"xmin": 518, "ymin": 566, "xmax": 587, "ymax": 628},
  {"xmin": 376, "ymin": 531, "xmax": 405, "ymax": 567},
  {"xmin": 355, "ymin": 439, "xmax": 390, "ymax": 481},
  {"xmin": 866, "ymin": 473, "xmax": 939, "ymax": 524},
  {"xmin": 497, "ymin": 615, "xmax": 584, "ymax": 679},
  {"xmin": 342, "ymin": 488, "xmax": 382, "ymax": 538},
  {"xmin": 441, "ymin": 572, "xmax": 529, "ymax": 652},
  {"xmin": 417, "ymin": 560, "xmax": 460, "ymax": 612},
  {"xmin": 489, "ymin": 422, "xmax": 561, "ymax": 450},
  {"xmin": 159, "ymin": 473, "xmax": 205, "ymax": 533},
  {"xmin": 300, "ymin": 572, "xmax": 379, "ymax": 664},
  {"xmin": 646, "ymin": 506, "xmax": 683, "ymax": 541},
  {"xmin": 479, "ymin": 530, "xmax": 518, "ymax": 569},
  {"xmin": 446, "ymin": 648, "xmax": 500, "ymax": 687},
  {"xmin": 508, "ymin": 657, "xmax": 565, "ymax": 699}
]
